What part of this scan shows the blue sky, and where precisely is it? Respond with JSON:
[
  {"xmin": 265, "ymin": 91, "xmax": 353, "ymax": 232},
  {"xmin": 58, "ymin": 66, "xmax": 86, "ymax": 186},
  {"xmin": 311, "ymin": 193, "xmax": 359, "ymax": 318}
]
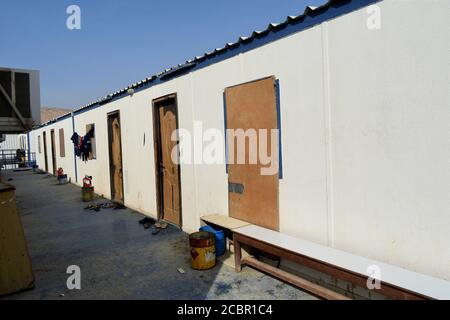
[{"xmin": 0, "ymin": 0, "xmax": 325, "ymax": 109}]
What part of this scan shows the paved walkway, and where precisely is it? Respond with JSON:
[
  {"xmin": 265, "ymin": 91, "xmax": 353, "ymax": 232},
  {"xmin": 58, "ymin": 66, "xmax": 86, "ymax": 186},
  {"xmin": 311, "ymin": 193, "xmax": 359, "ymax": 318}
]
[{"xmin": 2, "ymin": 170, "xmax": 314, "ymax": 300}]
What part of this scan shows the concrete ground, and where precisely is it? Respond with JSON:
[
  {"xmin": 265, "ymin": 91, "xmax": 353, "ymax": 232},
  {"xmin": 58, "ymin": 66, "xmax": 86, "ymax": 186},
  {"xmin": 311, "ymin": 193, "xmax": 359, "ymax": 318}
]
[{"xmin": 2, "ymin": 170, "xmax": 315, "ymax": 300}]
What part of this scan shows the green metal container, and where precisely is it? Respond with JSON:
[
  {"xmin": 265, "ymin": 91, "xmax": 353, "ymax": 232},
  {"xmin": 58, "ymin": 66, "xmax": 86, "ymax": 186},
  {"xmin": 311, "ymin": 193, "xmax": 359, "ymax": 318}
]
[{"xmin": 82, "ymin": 187, "xmax": 94, "ymax": 202}]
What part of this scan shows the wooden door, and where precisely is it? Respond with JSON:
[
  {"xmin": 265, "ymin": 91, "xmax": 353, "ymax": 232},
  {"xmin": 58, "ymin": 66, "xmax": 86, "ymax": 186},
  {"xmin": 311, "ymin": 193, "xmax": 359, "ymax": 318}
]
[
  {"xmin": 107, "ymin": 112, "xmax": 124, "ymax": 204},
  {"xmin": 43, "ymin": 131, "xmax": 48, "ymax": 173},
  {"xmin": 224, "ymin": 76, "xmax": 279, "ymax": 231},
  {"xmin": 153, "ymin": 96, "xmax": 181, "ymax": 226},
  {"xmin": 50, "ymin": 130, "xmax": 57, "ymax": 175}
]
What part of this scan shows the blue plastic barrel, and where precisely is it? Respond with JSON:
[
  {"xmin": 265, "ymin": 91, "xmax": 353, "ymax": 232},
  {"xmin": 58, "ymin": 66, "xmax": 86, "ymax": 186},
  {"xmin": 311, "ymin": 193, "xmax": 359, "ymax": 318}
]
[{"xmin": 199, "ymin": 225, "xmax": 225, "ymax": 256}]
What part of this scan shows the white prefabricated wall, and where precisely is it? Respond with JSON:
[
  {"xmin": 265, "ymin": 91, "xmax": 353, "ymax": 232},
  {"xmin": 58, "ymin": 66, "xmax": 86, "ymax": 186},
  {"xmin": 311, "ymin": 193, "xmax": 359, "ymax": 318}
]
[
  {"xmin": 1, "ymin": 134, "xmax": 36, "ymax": 156},
  {"xmin": 0, "ymin": 134, "xmax": 21, "ymax": 150},
  {"xmin": 0, "ymin": 134, "xmax": 35, "ymax": 169},
  {"xmin": 32, "ymin": 0, "xmax": 450, "ymax": 281},
  {"xmin": 34, "ymin": 117, "xmax": 75, "ymax": 179}
]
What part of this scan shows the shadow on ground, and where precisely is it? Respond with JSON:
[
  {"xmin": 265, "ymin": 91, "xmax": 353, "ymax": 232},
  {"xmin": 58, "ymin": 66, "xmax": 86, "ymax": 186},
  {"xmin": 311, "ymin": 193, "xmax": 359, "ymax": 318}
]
[{"xmin": 1, "ymin": 170, "xmax": 314, "ymax": 300}]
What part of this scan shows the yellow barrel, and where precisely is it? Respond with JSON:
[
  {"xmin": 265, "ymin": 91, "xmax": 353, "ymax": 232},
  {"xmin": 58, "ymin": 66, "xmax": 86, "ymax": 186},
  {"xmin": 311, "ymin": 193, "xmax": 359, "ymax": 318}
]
[
  {"xmin": 82, "ymin": 187, "xmax": 94, "ymax": 202},
  {"xmin": 189, "ymin": 231, "xmax": 216, "ymax": 270}
]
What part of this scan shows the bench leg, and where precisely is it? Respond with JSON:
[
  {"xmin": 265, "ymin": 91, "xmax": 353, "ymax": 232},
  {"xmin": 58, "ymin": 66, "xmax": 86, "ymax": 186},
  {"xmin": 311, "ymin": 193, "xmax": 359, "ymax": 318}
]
[{"xmin": 234, "ymin": 236, "xmax": 242, "ymax": 272}]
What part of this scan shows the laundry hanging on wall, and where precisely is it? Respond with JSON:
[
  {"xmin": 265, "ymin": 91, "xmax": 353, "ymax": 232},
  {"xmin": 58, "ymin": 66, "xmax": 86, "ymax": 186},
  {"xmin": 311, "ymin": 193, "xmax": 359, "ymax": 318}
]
[{"xmin": 71, "ymin": 127, "xmax": 94, "ymax": 162}]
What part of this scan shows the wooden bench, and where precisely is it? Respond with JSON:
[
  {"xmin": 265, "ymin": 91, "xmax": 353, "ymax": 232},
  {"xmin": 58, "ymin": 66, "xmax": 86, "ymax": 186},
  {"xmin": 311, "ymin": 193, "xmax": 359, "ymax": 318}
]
[
  {"xmin": 201, "ymin": 214, "xmax": 251, "ymax": 230},
  {"xmin": 233, "ymin": 225, "xmax": 450, "ymax": 300},
  {"xmin": 200, "ymin": 215, "xmax": 252, "ymax": 268}
]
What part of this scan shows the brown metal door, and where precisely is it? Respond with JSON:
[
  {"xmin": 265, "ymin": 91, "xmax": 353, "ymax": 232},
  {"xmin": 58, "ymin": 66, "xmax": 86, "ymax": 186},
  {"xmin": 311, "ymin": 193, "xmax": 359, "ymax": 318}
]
[
  {"xmin": 224, "ymin": 76, "xmax": 279, "ymax": 231},
  {"xmin": 155, "ymin": 97, "xmax": 181, "ymax": 226},
  {"xmin": 43, "ymin": 131, "xmax": 48, "ymax": 173},
  {"xmin": 107, "ymin": 112, "xmax": 124, "ymax": 204},
  {"xmin": 50, "ymin": 130, "xmax": 57, "ymax": 175}
]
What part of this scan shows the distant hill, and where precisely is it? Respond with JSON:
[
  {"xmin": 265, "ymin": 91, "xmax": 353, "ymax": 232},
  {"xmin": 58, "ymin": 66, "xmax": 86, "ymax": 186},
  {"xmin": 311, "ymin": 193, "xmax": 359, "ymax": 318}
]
[{"xmin": 40, "ymin": 107, "xmax": 72, "ymax": 124}]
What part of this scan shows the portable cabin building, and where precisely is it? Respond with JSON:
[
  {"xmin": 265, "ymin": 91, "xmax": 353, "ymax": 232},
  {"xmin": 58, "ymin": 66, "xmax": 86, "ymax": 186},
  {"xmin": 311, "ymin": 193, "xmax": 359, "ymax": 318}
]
[
  {"xmin": 0, "ymin": 67, "xmax": 40, "ymax": 134},
  {"xmin": 30, "ymin": 0, "xmax": 450, "ymax": 283}
]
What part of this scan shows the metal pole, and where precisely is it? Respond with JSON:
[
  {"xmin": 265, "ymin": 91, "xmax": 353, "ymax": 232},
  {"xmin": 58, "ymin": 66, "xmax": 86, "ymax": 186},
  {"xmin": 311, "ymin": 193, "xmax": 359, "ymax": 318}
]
[
  {"xmin": 71, "ymin": 112, "xmax": 78, "ymax": 183},
  {"xmin": 27, "ymin": 132, "xmax": 31, "ymax": 167}
]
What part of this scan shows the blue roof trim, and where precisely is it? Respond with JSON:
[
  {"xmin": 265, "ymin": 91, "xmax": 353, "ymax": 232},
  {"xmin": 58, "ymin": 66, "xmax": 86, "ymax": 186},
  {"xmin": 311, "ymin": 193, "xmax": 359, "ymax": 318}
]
[
  {"xmin": 159, "ymin": 62, "xmax": 197, "ymax": 80},
  {"xmin": 56, "ymin": 113, "xmax": 72, "ymax": 121},
  {"xmin": 36, "ymin": 0, "xmax": 379, "ymax": 128}
]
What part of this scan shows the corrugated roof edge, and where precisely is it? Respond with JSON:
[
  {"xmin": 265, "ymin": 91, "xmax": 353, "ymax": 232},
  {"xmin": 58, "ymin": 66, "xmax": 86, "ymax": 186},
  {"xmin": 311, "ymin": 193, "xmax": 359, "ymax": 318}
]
[{"xmin": 35, "ymin": 0, "xmax": 379, "ymax": 129}]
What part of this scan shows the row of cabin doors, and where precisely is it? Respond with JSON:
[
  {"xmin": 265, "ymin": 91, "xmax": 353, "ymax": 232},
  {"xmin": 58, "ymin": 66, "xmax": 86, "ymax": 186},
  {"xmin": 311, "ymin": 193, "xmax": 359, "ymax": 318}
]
[
  {"xmin": 104, "ymin": 100, "xmax": 182, "ymax": 226},
  {"xmin": 40, "ymin": 76, "xmax": 279, "ymax": 230},
  {"xmin": 40, "ymin": 113, "xmax": 128, "ymax": 207},
  {"xmin": 107, "ymin": 98, "xmax": 182, "ymax": 226}
]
